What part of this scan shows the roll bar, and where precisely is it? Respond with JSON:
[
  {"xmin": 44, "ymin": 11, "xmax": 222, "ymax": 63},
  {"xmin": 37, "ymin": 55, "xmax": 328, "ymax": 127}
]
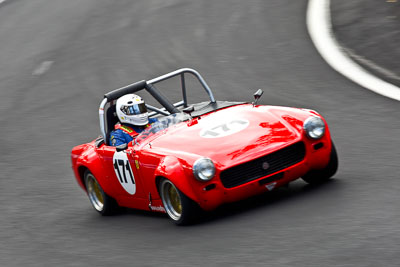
[{"xmin": 99, "ymin": 68, "xmax": 216, "ymax": 139}]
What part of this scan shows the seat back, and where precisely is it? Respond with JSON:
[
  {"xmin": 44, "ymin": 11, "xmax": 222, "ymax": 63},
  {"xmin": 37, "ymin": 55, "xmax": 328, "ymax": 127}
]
[{"xmin": 105, "ymin": 103, "xmax": 118, "ymax": 145}]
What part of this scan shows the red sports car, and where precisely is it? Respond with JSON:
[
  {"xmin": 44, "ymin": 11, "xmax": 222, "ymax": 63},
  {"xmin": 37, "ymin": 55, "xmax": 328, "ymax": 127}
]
[{"xmin": 71, "ymin": 68, "xmax": 338, "ymax": 225}]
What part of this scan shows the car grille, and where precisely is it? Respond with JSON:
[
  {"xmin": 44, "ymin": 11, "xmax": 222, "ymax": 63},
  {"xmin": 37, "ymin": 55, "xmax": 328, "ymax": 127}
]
[{"xmin": 220, "ymin": 142, "xmax": 306, "ymax": 188}]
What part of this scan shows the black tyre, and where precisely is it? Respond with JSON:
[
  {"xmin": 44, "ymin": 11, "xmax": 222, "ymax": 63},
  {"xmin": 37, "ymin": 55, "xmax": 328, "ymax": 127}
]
[
  {"xmin": 302, "ymin": 141, "xmax": 338, "ymax": 185},
  {"xmin": 84, "ymin": 170, "xmax": 119, "ymax": 216},
  {"xmin": 159, "ymin": 179, "xmax": 200, "ymax": 225}
]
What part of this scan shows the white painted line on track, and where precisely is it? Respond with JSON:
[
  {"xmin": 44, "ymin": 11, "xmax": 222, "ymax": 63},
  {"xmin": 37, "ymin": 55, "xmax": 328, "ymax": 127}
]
[
  {"xmin": 343, "ymin": 47, "xmax": 400, "ymax": 81},
  {"xmin": 32, "ymin": 61, "xmax": 54, "ymax": 76},
  {"xmin": 307, "ymin": 0, "xmax": 400, "ymax": 101},
  {"xmin": 0, "ymin": 0, "xmax": 7, "ymax": 5}
]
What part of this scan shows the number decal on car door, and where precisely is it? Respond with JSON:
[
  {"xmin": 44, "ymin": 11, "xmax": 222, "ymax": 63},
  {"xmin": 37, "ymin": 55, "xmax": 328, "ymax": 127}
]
[{"xmin": 113, "ymin": 151, "xmax": 136, "ymax": 195}]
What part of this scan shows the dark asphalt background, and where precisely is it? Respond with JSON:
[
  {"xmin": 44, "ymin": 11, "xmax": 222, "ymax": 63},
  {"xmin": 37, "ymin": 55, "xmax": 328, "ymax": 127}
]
[
  {"xmin": 331, "ymin": 0, "xmax": 400, "ymax": 86},
  {"xmin": 0, "ymin": 0, "xmax": 399, "ymax": 266}
]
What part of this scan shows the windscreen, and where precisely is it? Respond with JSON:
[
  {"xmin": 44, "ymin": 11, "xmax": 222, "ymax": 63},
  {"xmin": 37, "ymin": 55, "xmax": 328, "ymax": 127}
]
[{"xmin": 135, "ymin": 113, "xmax": 191, "ymax": 144}]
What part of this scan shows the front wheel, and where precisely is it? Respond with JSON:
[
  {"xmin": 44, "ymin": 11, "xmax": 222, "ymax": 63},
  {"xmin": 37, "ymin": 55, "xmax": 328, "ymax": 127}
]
[
  {"xmin": 302, "ymin": 141, "xmax": 338, "ymax": 185},
  {"xmin": 159, "ymin": 179, "xmax": 200, "ymax": 225},
  {"xmin": 84, "ymin": 170, "xmax": 119, "ymax": 216}
]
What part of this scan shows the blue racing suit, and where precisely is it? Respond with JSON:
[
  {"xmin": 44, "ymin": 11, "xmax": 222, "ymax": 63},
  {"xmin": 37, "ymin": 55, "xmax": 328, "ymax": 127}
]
[{"xmin": 109, "ymin": 118, "xmax": 157, "ymax": 146}]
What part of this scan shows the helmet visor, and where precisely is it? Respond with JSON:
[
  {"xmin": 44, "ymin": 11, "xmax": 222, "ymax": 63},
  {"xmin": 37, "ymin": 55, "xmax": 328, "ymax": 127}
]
[{"xmin": 120, "ymin": 103, "xmax": 147, "ymax": 115}]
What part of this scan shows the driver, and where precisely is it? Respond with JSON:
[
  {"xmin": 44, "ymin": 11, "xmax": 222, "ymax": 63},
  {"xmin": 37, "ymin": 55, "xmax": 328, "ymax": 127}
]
[{"xmin": 110, "ymin": 94, "xmax": 157, "ymax": 146}]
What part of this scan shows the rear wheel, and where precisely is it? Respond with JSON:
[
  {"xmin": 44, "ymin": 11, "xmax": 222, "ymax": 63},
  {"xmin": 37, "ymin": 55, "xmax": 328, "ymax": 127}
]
[
  {"xmin": 84, "ymin": 170, "xmax": 118, "ymax": 216},
  {"xmin": 159, "ymin": 179, "xmax": 200, "ymax": 225},
  {"xmin": 302, "ymin": 141, "xmax": 338, "ymax": 185}
]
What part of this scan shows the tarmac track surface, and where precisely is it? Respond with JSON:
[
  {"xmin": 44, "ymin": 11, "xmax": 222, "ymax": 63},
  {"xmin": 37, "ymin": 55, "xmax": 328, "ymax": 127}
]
[{"xmin": 0, "ymin": 0, "xmax": 399, "ymax": 266}]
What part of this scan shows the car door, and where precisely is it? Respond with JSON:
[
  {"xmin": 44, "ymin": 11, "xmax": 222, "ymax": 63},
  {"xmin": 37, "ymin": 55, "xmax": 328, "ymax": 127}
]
[{"xmin": 100, "ymin": 144, "xmax": 146, "ymax": 202}]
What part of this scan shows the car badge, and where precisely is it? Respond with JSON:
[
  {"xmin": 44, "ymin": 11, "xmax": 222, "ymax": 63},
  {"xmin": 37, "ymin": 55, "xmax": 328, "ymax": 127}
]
[{"xmin": 262, "ymin": 162, "xmax": 270, "ymax": 170}]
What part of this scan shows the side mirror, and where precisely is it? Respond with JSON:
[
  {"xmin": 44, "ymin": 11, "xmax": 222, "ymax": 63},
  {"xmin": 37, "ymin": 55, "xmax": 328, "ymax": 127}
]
[
  {"xmin": 116, "ymin": 143, "xmax": 128, "ymax": 152},
  {"xmin": 253, "ymin": 89, "xmax": 264, "ymax": 106}
]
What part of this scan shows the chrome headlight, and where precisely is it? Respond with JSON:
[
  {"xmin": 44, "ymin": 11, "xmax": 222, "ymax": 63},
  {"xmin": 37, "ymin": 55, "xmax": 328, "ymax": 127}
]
[
  {"xmin": 193, "ymin": 158, "xmax": 216, "ymax": 181},
  {"xmin": 304, "ymin": 116, "xmax": 325, "ymax": 139}
]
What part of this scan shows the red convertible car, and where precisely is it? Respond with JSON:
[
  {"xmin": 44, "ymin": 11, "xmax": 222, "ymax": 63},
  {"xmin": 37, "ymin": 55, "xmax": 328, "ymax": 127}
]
[{"xmin": 71, "ymin": 68, "xmax": 338, "ymax": 225}]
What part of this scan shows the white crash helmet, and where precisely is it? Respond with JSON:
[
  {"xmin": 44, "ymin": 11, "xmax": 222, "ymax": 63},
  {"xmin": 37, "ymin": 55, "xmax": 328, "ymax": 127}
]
[{"xmin": 116, "ymin": 94, "xmax": 149, "ymax": 126}]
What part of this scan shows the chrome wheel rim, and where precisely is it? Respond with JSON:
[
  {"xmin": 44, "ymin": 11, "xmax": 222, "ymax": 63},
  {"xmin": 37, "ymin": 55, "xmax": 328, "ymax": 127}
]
[
  {"xmin": 161, "ymin": 180, "xmax": 182, "ymax": 221},
  {"xmin": 86, "ymin": 174, "xmax": 104, "ymax": 212}
]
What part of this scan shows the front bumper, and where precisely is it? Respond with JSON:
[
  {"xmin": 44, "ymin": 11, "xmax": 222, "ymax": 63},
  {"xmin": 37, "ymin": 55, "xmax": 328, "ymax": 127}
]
[{"xmin": 191, "ymin": 138, "xmax": 332, "ymax": 211}]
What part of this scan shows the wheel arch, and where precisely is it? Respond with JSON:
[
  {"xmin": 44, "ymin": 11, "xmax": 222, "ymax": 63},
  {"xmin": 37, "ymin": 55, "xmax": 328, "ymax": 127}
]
[
  {"xmin": 77, "ymin": 165, "xmax": 88, "ymax": 191},
  {"xmin": 153, "ymin": 156, "xmax": 198, "ymax": 202},
  {"xmin": 75, "ymin": 162, "xmax": 112, "ymax": 196}
]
